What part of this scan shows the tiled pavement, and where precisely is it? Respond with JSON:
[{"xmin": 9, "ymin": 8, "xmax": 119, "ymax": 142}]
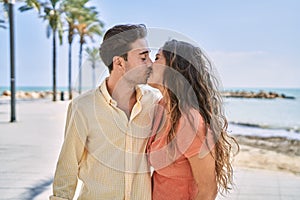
[
  {"xmin": 34, "ymin": 167, "xmax": 300, "ymax": 200},
  {"xmin": 217, "ymin": 167, "xmax": 300, "ymax": 200}
]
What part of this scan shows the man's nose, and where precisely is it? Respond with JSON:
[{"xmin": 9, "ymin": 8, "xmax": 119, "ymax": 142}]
[{"xmin": 147, "ymin": 57, "xmax": 153, "ymax": 66}]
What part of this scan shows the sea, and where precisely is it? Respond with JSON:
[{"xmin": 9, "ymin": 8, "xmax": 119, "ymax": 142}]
[
  {"xmin": 223, "ymin": 88, "xmax": 300, "ymax": 140},
  {"xmin": 1, "ymin": 86, "xmax": 300, "ymax": 140}
]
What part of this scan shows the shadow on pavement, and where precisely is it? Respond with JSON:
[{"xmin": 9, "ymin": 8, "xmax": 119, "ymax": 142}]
[{"xmin": 21, "ymin": 177, "xmax": 53, "ymax": 200}]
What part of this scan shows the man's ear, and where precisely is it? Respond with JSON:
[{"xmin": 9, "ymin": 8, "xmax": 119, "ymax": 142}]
[{"xmin": 112, "ymin": 56, "xmax": 126, "ymax": 73}]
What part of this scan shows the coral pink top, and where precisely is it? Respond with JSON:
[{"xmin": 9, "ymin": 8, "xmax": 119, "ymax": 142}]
[{"xmin": 147, "ymin": 101, "xmax": 211, "ymax": 200}]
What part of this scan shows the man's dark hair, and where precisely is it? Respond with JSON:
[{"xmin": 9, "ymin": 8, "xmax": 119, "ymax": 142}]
[{"xmin": 99, "ymin": 24, "xmax": 147, "ymax": 73}]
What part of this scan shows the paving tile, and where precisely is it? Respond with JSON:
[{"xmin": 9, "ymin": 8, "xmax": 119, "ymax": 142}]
[
  {"xmin": 236, "ymin": 194, "xmax": 281, "ymax": 200},
  {"xmin": 1, "ymin": 188, "xmax": 27, "ymax": 199},
  {"xmin": 279, "ymin": 187, "xmax": 300, "ymax": 196},
  {"xmin": 280, "ymin": 195, "xmax": 300, "ymax": 200},
  {"xmin": 238, "ymin": 186, "xmax": 280, "ymax": 195}
]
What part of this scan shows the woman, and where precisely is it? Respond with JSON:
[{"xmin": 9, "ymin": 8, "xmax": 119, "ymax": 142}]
[{"xmin": 147, "ymin": 39, "xmax": 239, "ymax": 200}]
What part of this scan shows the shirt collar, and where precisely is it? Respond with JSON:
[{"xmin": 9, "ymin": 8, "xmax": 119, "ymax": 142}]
[
  {"xmin": 135, "ymin": 84, "xmax": 144, "ymax": 102},
  {"xmin": 99, "ymin": 79, "xmax": 144, "ymax": 106},
  {"xmin": 99, "ymin": 78, "xmax": 117, "ymax": 106}
]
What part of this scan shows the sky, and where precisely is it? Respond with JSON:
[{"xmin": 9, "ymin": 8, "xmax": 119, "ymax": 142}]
[{"xmin": 0, "ymin": 0, "xmax": 300, "ymax": 88}]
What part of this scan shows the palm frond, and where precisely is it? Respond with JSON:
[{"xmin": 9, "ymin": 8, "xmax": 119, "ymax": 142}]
[
  {"xmin": 19, "ymin": 5, "xmax": 34, "ymax": 12},
  {"xmin": 85, "ymin": 46, "xmax": 100, "ymax": 67},
  {"xmin": 3, "ymin": 2, "xmax": 8, "ymax": 13},
  {"xmin": 57, "ymin": 14, "xmax": 64, "ymax": 44},
  {"xmin": 19, "ymin": 0, "xmax": 41, "ymax": 13}
]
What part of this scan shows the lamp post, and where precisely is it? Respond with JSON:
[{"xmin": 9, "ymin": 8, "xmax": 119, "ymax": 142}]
[{"xmin": 9, "ymin": 0, "xmax": 16, "ymax": 122}]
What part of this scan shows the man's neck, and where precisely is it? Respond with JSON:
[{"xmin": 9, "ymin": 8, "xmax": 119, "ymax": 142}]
[{"xmin": 106, "ymin": 77, "xmax": 137, "ymax": 117}]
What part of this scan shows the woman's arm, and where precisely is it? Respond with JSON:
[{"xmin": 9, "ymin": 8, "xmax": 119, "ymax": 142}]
[
  {"xmin": 188, "ymin": 150, "xmax": 218, "ymax": 200},
  {"xmin": 178, "ymin": 109, "xmax": 217, "ymax": 199}
]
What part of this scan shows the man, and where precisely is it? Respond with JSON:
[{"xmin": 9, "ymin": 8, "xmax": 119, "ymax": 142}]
[{"xmin": 50, "ymin": 24, "xmax": 161, "ymax": 200}]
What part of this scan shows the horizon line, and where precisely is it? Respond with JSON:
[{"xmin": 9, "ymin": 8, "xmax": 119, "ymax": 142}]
[{"xmin": 1, "ymin": 85, "xmax": 300, "ymax": 89}]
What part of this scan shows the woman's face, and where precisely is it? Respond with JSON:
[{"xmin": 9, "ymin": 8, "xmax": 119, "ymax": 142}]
[{"xmin": 147, "ymin": 49, "xmax": 167, "ymax": 88}]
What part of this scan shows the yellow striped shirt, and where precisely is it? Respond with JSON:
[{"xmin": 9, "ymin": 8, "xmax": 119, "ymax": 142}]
[{"xmin": 50, "ymin": 80, "xmax": 161, "ymax": 200}]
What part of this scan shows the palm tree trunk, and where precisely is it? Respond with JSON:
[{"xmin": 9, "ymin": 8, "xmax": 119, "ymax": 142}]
[
  {"xmin": 52, "ymin": 29, "xmax": 57, "ymax": 101},
  {"xmin": 92, "ymin": 63, "xmax": 96, "ymax": 89},
  {"xmin": 68, "ymin": 42, "xmax": 72, "ymax": 99},
  {"xmin": 9, "ymin": 2, "xmax": 16, "ymax": 122},
  {"xmin": 78, "ymin": 42, "xmax": 83, "ymax": 94}
]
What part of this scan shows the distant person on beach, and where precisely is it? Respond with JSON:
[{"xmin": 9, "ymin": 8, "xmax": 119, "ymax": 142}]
[
  {"xmin": 147, "ymin": 39, "xmax": 239, "ymax": 199},
  {"xmin": 50, "ymin": 24, "xmax": 161, "ymax": 200}
]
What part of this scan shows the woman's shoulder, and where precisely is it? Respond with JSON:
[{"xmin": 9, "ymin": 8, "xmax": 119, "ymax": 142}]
[{"xmin": 180, "ymin": 108, "xmax": 205, "ymax": 126}]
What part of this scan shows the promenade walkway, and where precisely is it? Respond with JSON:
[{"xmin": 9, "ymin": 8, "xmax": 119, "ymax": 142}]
[{"xmin": 1, "ymin": 101, "xmax": 299, "ymax": 200}]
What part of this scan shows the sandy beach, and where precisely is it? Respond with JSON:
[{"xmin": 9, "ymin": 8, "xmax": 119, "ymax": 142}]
[
  {"xmin": 0, "ymin": 98, "xmax": 300, "ymax": 199},
  {"xmin": 233, "ymin": 136, "xmax": 300, "ymax": 175}
]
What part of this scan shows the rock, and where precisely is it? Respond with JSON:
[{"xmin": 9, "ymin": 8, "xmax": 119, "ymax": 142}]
[
  {"xmin": 2, "ymin": 90, "xmax": 11, "ymax": 96},
  {"xmin": 16, "ymin": 91, "xmax": 26, "ymax": 98},
  {"xmin": 30, "ymin": 92, "xmax": 40, "ymax": 99},
  {"xmin": 222, "ymin": 90, "xmax": 295, "ymax": 99},
  {"xmin": 39, "ymin": 92, "xmax": 46, "ymax": 98}
]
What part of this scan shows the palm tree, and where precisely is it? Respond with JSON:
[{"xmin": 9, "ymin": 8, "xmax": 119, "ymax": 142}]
[
  {"xmin": 0, "ymin": 0, "xmax": 8, "ymax": 29},
  {"xmin": 1, "ymin": 0, "xmax": 16, "ymax": 122},
  {"xmin": 0, "ymin": 0, "xmax": 40, "ymax": 122},
  {"xmin": 41, "ymin": 0, "xmax": 64, "ymax": 101},
  {"xmin": 85, "ymin": 47, "xmax": 100, "ymax": 88},
  {"xmin": 76, "ymin": 8, "xmax": 103, "ymax": 94},
  {"xmin": 61, "ymin": 0, "xmax": 91, "ymax": 99},
  {"xmin": 20, "ymin": 0, "xmax": 64, "ymax": 101}
]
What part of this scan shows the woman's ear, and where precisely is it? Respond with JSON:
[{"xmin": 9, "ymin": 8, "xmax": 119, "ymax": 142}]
[{"xmin": 112, "ymin": 56, "xmax": 126, "ymax": 73}]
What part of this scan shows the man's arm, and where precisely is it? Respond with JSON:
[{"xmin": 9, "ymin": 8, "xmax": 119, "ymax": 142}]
[{"xmin": 50, "ymin": 103, "xmax": 87, "ymax": 200}]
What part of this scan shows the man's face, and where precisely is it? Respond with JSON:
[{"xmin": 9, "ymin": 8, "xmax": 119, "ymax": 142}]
[{"xmin": 123, "ymin": 38, "xmax": 152, "ymax": 85}]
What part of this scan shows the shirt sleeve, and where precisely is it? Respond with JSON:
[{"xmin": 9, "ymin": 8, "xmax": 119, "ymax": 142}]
[
  {"xmin": 176, "ymin": 109, "xmax": 210, "ymax": 158},
  {"xmin": 50, "ymin": 102, "xmax": 87, "ymax": 200}
]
